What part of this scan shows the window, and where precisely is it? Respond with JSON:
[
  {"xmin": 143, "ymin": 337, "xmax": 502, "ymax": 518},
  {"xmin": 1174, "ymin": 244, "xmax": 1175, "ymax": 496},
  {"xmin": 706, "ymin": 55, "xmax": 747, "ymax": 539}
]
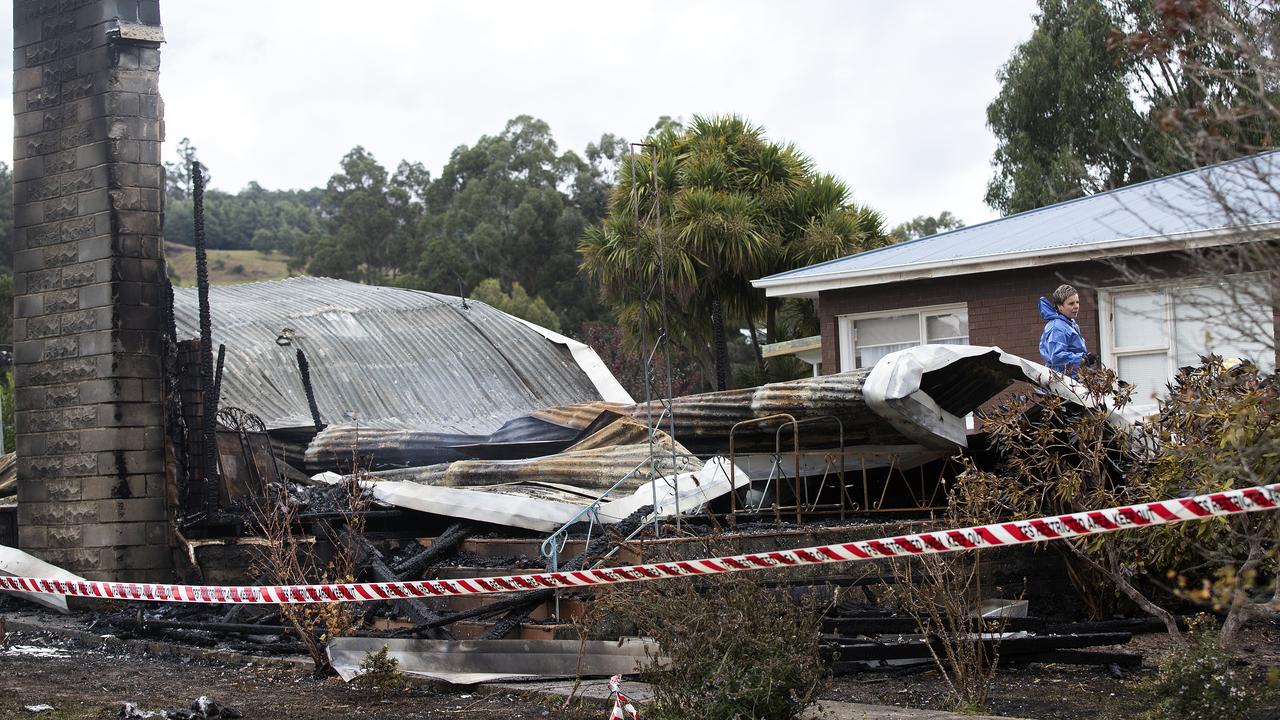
[
  {"xmin": 838, "ymin": 304, "xmax": 969, "ymax": 371},
  {"xmin": 1101, "ymin": 275, "xmax": 1275, "ymax": 411}
]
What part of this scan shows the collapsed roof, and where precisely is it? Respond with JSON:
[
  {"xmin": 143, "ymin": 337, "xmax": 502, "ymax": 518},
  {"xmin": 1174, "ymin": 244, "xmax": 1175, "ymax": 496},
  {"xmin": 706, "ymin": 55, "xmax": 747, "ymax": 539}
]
[
  {"xmin": 170, "ymin": 277, "xmax": 1115, "ymax": 533},
  {"xmin": 172, "ymin": 278, "xmax": 633, "ymax": 434}
]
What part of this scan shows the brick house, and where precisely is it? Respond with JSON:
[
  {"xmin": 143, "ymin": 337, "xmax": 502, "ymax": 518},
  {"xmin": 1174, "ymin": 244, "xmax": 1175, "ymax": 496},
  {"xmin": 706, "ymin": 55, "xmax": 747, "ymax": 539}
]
[{"xmin": 753, "ymin": 152, "xmax": 1280, "ymax": 412}]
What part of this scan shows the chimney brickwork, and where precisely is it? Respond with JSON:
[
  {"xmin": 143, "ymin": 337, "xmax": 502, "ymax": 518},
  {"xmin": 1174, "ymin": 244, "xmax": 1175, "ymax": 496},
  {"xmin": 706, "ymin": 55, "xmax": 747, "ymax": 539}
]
[{"xmin": 12, "ymin": 0, "xmax": 171, "ymax": 581}]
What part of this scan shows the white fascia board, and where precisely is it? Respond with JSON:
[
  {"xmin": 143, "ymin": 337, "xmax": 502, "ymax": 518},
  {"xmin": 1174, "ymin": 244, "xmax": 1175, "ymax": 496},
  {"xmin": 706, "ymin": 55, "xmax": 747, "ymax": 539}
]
[
  {"xmin": 754, "ymin": 224, "xmax": 1280, "ymax": 299},
  {"xmin": 508, "ymin": 316, "xmax": 636, "ymax": 404}
]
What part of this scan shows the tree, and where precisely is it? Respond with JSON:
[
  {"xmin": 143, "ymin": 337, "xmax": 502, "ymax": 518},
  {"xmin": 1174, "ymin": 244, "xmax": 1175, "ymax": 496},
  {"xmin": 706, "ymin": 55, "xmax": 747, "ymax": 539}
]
[
  {"xmin": 469, "ymin": 278, "xmax": 561, "ymax": 332},
  {"xmin": 1103, "ymin": 4, "xmax": 1280, "ymax": 644},
  {"xmin": 987, "ymin": 1, "xmax": 1278, "ymax": 216},
  {"xmin": 975, "ymin": 4, "xmax": 1280, "ymax": 649},
  {"xmin": 164, "ymin": 137, "xmax": 208, "ymax": 200},
  {"xmin": 0, "ymin": 162, "xmax": 12, "ymax": 273},
  {"xmin": 1108, "ymin": 0, "xmax": 1279, "ymax": 170},
  {"xmin": 769, "ymin": 171, "xmax": 888, "ymax": 351},
  {"xmin": 409, "ymin": 116, "xmax": 619, "ymax": 331},
  {"xmin": 890, "ymin": 211, "xmax": 965, "ymax": 242},
  {"xmin": 162, "ymin": 140, "xmax": 324, "ymax": 257},
  {"xmin": 581, "ymin": 115, "xmax": 886, "ymax": 391},
  {"xmin": 293, "ymin": 147, "xmax": 420, "ymax": 284},
  {"xmin": 580, "ymin": 320, "xmax": 700, "ymax": 401},
  {"xmin": 986, "ymin": 0, "xmax": 1153, "ymax": 214}
]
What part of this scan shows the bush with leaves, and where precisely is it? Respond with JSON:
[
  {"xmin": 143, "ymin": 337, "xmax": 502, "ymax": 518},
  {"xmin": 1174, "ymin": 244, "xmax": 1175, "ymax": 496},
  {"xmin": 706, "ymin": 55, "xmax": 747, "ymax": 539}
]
[
  {"xmin": 584, "ymin": 571, "xmax": 825, "ymax": 720},
  {"xmin": 1142, "ymin": 615, "xmax": 1268, "ymax": 720},
  {"xmin": 955, "ymin": 357, "xmax": 1279, "ymax": 644},
  {"xmin": 351, "ymin": 645, "xmax": 407, "ymax": 692},
  {"xmin": 251, "ymin": 473, "xmax": 369, "ymax": 676},
  {"xmin": 1147, "ymin": 357, "xmax": 1280, "ymax": 641}
]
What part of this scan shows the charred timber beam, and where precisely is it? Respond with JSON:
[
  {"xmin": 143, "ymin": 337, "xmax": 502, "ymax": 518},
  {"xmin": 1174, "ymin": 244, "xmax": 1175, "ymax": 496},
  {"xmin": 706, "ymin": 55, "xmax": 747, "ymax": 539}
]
[
  {"xmin": 823, "ymin": 616, "xmax": 1046, "ymax": 636},
  {"xmin": 407, "ymin": 507, "xmax": 654, "ymax": 636},
  {"xmin": 1004, "ymin": 649, "xmax": 1144, "ymax": 668},
  {"xmin": 127, "ymin": 617, "xmax": 297, "ymax": 636},
  {"xmin": 295, "ymin": 349, "xmax": 324, "ymax": 433},
  {"xmin": 824, "ymin": 632, "xmax": 1132, "ymax": 665},
  {"xmin": 194, "ymin": 161, "xmax": 217, "ymax": 520},
  {"xmin": 354, "ymin": 536, "xmax": 453, "ymax": 640},
  {"xmin": 392, "ymin": 523, "xmax": 472, "ymax": 578},
  {"xmin": 410, "ymin": 588, "xmax": 553, "ymax": 631},
  {"xmin": 1043, "ymin": 616, "xmax": 1184, "ymax": 635}
]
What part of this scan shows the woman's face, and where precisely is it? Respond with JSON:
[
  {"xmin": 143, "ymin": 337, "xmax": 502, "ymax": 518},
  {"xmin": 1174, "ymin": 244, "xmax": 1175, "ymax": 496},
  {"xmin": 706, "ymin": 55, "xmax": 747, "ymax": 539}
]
[{"xmin": 1058, "ymin": 293, "xmax": 1080, "ymax": 320}]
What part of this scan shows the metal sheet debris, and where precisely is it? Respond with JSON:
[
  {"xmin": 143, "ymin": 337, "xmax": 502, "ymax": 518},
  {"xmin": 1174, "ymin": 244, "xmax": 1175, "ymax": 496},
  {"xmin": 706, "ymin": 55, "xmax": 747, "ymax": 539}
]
[
  {"xmin": 0, "ymin": 452, "xmax": 16, "ymax": 499},
  {"xmin": 328, "ymin": 637, "xmax": 661, "ymax": 684},
  {"xmin": 369, "ymin": 442, "xmax": 699, "ymax": 492},
  {"xmin": 0, "ymin": 545, "xmax": 87, "ymax": 612},
  {"xmin": 172, "ymin": 278, "xmax": 628, "ymax": 433},
  {"xmin": 305, "ymin": 403, "xmax": 630, "ymax": 470},
  {"xmin": 728, "ymin": 445, "xmax": 946, "ymax": 480},
  {"xmin": 370, "ymin": 457, "xmax": 749, "ymax": 532},
  {"xmin": 603, "ymin": 345, "xmax": 1068, "ymax": 453},
  {"xmin": 865, "ymin": 344, "xmax": 1139, "ymax": 448}
]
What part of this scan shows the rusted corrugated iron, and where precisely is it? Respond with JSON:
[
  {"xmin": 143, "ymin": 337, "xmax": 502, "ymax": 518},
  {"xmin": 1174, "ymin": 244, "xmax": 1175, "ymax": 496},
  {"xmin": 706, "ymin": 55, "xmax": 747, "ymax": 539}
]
[
  {"xmin": 528, "ymin": 402, "xmax": 629, "ymax": 429},
  {"xmin": 306, "ymin": 346, "xmax": 1047, "ymax": 476},
  {"xmin": 307, "ymin": 426, "xmax": 478, "ymax": 471},
  {"xmin": 370, "ymin": 438, "xmax": 698, "ymax": 492},
  {"xmin": 621, "ymin": 371, "xmax": 891, "ymax": 452},
  {"xmin": 304, "ymin": 403, "xmax": 631, "ymax": 471}
]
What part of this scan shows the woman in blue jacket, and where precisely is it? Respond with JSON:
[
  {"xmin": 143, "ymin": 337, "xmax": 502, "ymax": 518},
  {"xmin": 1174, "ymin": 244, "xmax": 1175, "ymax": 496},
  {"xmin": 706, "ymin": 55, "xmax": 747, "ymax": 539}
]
[{"xmin": 1038, "ymin": 284, "xmax": 1094, "ymax": 375}]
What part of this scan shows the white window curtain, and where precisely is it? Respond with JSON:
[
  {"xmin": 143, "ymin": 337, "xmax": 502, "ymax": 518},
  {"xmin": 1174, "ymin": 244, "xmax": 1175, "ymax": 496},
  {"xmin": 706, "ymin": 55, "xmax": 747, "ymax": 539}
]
[
  {"xmin": 1103, "ymin": 275, "xmax": 1274, "ymax": 412},
  {"xmin": 839, "ymin": 305, "xmax": 969, "ymax": 371}
]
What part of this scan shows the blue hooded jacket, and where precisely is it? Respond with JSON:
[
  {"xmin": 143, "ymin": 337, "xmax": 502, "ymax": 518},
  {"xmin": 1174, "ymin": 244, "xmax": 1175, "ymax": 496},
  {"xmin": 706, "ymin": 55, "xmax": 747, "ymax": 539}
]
[{"xmin": 1039, "ymin": 296, "xmax": 1087, "ymax": 374}]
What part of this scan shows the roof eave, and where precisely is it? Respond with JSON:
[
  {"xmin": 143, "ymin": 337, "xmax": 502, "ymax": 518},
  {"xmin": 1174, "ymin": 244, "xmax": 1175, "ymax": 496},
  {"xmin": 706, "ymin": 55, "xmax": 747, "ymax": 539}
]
[{"xmin": 754, "ymin": 223, "xmax": 1280, "ymax": 299}]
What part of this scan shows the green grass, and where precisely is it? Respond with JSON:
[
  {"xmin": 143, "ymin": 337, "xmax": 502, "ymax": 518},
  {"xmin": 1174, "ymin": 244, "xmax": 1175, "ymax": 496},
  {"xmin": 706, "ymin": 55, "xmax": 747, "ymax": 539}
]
[{"xmin": 163, "ymin": 242, "xmax": 298, "ymax": 286}]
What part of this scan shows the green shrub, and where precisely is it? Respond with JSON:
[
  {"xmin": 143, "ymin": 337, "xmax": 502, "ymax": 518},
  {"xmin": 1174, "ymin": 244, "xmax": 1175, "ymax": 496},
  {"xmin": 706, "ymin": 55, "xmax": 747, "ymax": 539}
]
[
  {"xmin": 588, "ymin": 572, "xmax": 825, "ymax": 720},
  {"xmin": 351, "ymin": 645, "xmax": 406, "ymax": 692},
  {"xmin": 1142, "ymin": 615, "xmax": 1263, "ymax": 720}
]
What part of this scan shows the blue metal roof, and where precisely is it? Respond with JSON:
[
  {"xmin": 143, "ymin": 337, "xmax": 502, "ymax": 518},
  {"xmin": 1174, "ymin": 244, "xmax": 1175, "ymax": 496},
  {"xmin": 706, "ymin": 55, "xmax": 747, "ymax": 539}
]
[{"xmin": 757, "ymin": 151, "xmax": 1280, "ymax": 290}]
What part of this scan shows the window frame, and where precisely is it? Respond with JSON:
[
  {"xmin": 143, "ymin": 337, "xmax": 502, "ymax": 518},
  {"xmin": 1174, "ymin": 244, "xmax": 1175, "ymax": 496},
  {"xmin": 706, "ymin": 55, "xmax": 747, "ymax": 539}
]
[
  {"xmin": 1098, "ymin": 272, "xmax": 1275, "ymax": 410},
  {"xmin": 837, "ymin": 302, "xmax": 970, "ymax": 372}
]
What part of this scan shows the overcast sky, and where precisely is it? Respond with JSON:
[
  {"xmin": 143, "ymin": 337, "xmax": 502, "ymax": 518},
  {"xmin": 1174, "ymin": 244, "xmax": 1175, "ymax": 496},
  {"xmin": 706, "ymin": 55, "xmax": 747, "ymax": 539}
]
[{"xmin": 4, "ymin": 1, "xmax": 1037, "ymax": 227}]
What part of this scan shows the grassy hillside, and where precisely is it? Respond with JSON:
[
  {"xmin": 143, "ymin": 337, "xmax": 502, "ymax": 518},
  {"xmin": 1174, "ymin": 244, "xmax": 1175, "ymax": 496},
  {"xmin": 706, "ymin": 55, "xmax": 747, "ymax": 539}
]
[{"xmin": 164, "ymin": 242, "xmax": 298, "ymax": 286}]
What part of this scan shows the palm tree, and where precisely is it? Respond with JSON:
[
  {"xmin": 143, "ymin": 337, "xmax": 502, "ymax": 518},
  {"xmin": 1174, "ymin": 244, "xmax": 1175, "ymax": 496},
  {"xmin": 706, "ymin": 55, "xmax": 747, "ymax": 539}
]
[
  {"xmin": 580, "ymin": 115, "xmax": 889, "ymax": 391},
  {"xmin": 765, "ymin": 173, "xmax": 888, "ymax": 345}
]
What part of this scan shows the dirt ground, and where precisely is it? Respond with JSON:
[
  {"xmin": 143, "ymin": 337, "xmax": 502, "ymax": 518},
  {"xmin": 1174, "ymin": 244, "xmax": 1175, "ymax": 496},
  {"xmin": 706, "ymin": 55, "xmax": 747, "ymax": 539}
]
[
  {"xmin": 0, "ymin": 628, "xmax": 602, "ymax": 720},
  {"xmin": 824, "ymin": 624, "xmax": 1280, "ymax": 720},
  {"xmin": 2, "ymin": 606, "xmax": 1279, "ymax": 720}
]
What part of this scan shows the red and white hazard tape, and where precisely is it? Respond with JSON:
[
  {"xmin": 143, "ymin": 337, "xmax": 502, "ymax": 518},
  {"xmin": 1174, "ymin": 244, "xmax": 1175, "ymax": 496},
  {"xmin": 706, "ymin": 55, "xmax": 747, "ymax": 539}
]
[
  {"xmin": 2, "ymin": 482, "xmax": 1277, "ymax": 605},
  {"xmin": 608, "ymin": 674, "xmax": 640, "ymax": 719}
]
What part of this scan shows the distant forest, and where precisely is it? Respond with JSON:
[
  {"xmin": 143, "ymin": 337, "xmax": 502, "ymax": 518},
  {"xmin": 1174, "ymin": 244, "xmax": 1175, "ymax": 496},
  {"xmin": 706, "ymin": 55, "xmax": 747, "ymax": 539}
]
[{"xmin": 163, "ymin": 117, "xmax": 625, "ymax": 334}]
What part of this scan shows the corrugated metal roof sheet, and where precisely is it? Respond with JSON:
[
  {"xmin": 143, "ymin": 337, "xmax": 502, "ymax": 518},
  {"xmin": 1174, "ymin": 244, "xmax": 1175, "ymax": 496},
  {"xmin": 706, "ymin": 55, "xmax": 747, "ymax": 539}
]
[
  {"xmin": 173, "ymin": 277, "xmax": 605, "ymax": 432},
  {"xmin": 758, "ymin": 150, "xmax": 1280, "ymax": 288}
]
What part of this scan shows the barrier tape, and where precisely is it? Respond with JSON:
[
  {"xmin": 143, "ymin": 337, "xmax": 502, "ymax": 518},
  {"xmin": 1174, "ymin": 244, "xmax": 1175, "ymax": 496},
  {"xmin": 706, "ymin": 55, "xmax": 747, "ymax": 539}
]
[
  {"xmin": 2, "ymin": 483, "xmax": 1277, "ymax": 605},
  {"xmin": 608, "ymin": 674, "xmax": 640, "ymax": 720}
]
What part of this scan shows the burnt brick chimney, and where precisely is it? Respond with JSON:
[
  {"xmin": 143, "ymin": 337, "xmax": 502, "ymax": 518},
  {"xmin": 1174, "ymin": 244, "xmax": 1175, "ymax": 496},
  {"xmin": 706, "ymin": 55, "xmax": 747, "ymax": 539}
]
[{"xmin": 12, "ymin": 0, "xmax": 171, "ymax": 581}]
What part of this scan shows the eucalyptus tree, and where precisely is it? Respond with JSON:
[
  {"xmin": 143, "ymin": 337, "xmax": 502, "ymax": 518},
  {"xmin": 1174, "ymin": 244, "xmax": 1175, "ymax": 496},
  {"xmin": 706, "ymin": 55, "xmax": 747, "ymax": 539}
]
[
  {"xmin": 986, "ymin": 0, "xmax": 1150, "ymax": 214},
  {"xmin": 412, "ymin": 116, "xmax": 622, "ymax": 330}
]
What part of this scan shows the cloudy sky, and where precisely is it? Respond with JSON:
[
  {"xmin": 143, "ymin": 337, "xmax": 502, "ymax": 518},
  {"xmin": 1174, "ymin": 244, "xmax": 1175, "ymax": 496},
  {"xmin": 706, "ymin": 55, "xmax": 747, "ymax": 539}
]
[{"xmin": 5, "ymin": 1, "xmax": 1037, "ymax": 226}]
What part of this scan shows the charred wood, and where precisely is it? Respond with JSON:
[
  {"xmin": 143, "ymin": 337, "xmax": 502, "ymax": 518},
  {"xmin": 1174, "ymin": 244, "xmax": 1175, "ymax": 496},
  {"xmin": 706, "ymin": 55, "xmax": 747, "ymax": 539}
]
[
  {"xmin": 392, "ymin": 523, "xmax": 472, "ymax": 578},
  {"xmin": 825, "ymin": 632, "xmax": 1132, "ymax": 672},
  {"xmin": 353, "ymin": 535, "xmax": 453, "ymax": 640}
]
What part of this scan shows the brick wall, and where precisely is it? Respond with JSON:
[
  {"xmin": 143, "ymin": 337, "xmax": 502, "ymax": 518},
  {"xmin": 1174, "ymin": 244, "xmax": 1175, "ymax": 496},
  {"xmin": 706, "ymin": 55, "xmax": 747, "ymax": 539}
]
[
  {"xmin": 12, "ymin": 0, "xmax": 171, "ymax": 581},
  {"xmin": 816, "ymin": 253, "xmax": 1278, "ymax": 373}
]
